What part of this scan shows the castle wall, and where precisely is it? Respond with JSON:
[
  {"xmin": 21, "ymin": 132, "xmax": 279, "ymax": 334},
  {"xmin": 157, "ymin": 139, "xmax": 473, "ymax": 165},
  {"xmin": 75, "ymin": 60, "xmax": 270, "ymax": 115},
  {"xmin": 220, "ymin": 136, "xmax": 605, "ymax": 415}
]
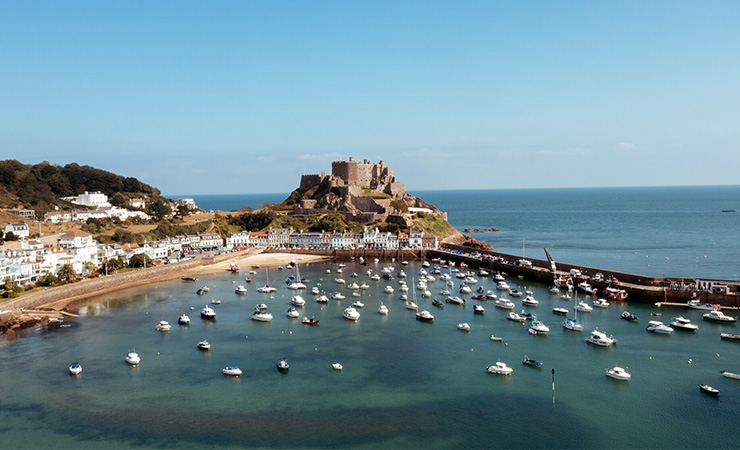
[{"xmin": 300, "ymin": 174, "xmax": 326, "ymax": 191}]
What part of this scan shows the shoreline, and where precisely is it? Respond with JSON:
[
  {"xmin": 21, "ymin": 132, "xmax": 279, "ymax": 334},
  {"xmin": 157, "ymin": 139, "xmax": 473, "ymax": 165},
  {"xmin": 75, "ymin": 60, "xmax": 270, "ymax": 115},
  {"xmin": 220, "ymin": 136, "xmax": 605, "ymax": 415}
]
[{"xmin": 0, "ymin": 250, "xmax": 331, "ymax": 336}]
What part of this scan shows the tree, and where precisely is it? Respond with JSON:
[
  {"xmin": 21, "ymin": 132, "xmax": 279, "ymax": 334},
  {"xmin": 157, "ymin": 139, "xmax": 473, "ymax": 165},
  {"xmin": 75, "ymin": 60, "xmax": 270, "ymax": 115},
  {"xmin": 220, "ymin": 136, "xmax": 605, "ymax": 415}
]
[
  {"xmin": 57, "ymin": 264, "xmax": 77, "ymax": 282},
  {"xmin": 1, "ymin": 277, "xmax": 19, "ymax": 298},
  {"xmin": 4, "ymin": 231, "xmax": 17, "ymax": 241},
  {"xmin": 174, "ymin": 204, "xmax": 191, "ymax": 220},
  {"xmin": 40, "ymin": 273, "xmax": 59, "ymax": 287},
  {"xmin": 83, "ymin": 261, "xmax": 96, "ymax": 274},
  {"xmin": 147, "ymin": 199, "xmax": 171, "ymax": 221},
  {"xmin": 110, "ymin": 192, "xmax": 127, "ymax": 207},
  {"xmin": 129, "ymin": 254, "xmax": 152, "ymax": 268}
]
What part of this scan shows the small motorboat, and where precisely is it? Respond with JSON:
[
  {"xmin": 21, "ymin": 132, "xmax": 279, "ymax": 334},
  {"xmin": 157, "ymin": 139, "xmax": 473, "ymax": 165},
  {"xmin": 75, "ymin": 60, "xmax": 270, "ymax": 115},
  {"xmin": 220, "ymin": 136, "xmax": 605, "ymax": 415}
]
[
  {"xmin": 432, "ymin": 299, "xmax": 444, "ymax": 308},
  {"xmin": 257, "ymin": 285, "xmax": 277, "ymax": 294},
  {"xmin": 471, "ymin": 295, "xmax": 487, "ymax": 300},
  {"xmin": 495, "ymin": 298, "xmax": 515, "ymax": 310},
  {"xmin": 522, "ymin": 295, "xmax": 538, "ymax": 307},
  {"xmin": 378, "ymin": 303, "xmax": 389, "ymax": 315},
  {"xmin": 291, "ymin": 295, "xmax": 306, "ymax": 306},
  {"xmin": 586, "ymin": 330, "xmax": 616, "ymax": 347},
  {"xmin": 222, "ymin": 366, "xmax": 242, "ymax": 377},
  {"xmin": 301, "ymin": 317, "xmax": 320, "ymax": 325},
  {"xmin": 178, "ymin": 314, "xmax": 191, "ymax": 325},
  {"xmin": 311, "ymin": 286, "xmax": 320, "ymax": 295},
  {"xmin": 416, "ymin": 310, "xmax": 434, "ymax": 322},
  {"xmin": 621, "ymin": 311, "xmax": 638, "ymax": 322},
  {"xmin": 331, "ymin": 292, "xmax": 346, "ymax": 300},
  {"xmin": 520, "ymin": 311, "xmax": 535, "ymax": 320},
  {"xmin": 457, "ymin": 323, "xmax": 471, "ymax": 332},
  {"xmin": 720, "ymin": 370, "xmax": 740, "ymax": 379},
  {"xmin": 352, "ymin": 300, "xmax": 365, "ymax": 308},
  {"xmin": 486, "ymin": 361, "xmax": 513, "ymax": 375},
  {"xmin": 406, "ymin": 300, "xmax": 418, "ymax": 311},
  {"xmin": 69, "ymin": 362, "xmax": 82, "ymax": 375},
  {"xmin": 155, "ymin": 320, "xmax": 171, "ymax": 332},
  {"xmin": 574, "ymin": 302, "xmax": 593, "ymax": 312},
  {"xmin": 552, "ymin": 307, "xmax": 568, "ymax": 315},
  {"xmin": 720, "ymin": 333, "xmax": 740, "ymax": 341},
  {"xmin": 700, "ymin": 384, "xmax": 719, "ymax": 396},
  {"xmin": 688, "ymin": 300, "xmax": 719, "ymax": 311},
  {"xmin": 646, "ymin": 321, "xmax": 674, "ymax": 334},
  {"xmin": 342, "ymin": 307, "xmax": 360, "ymax": 321},
  {"xmin": 251, "ymin": 311, "xmax": 273, "ymax": 322},
  {"xmin": 489, "ymin": 335, "xmax": 503, "ymax": 341},
  {"xmin": 197, "ymin": 340, "xmax": 210, "ymax": 350},
  {"xmin": 446, "ymin": 296, "xmax": 466, "ymax": 305},
  {"xmin": 255, "ymin": 303, "xmax": 268, "ymax": 310},
  {"xmin": 529, "ymin": 320, "xmax": 549, "ymax": 334},
  {"xmin": 473, "ymin": 305, "xmax": 485, "ymax": 314},
  {"xmin": 703, "ymin": 310, "xmax": 737, "ymax": 323},
  {"xmin": 592, "ymin": 299, "xmax": 610, "ymax": 308},
  {"xmin": 332, "ymin": 362, "xmax": 343, "ymax": 371},
  {"xmin": 210, "ymin": 299, "xmax": 221, "ymax": 305},
  {"xmin": 125, "ymin": 351, "xmax": 141, "ymax": 365},
  {"xmin": 316, "ymin": 295, "xmax": 329, "ymax": 304},
  {"xmin": 548, "ymin": 285, "xmax": 560, "ymax": 294},
  {"xmin": 235, "ymin": 285, "xmax": 248, "ymax": 295},
  {"xmin": 182, "ymin": 277, "xmax": 198, "ymax": 282},
  {"xmin": 523, "ymin": 355, "xmax": 543, "ymax": 367},
  {"xmin": 606, "ymin": 366, "xmax": 631, "ymax": 381},
  {"xmin": 277, "ymin": 358, "xmax": 289, "ymax": 372},
  {"xmin": 508, "ymin": 289, "xmax": 523, "ymax": 297},
  {"xmin": 507, "ymin": 312, "xmax": 525, "ymax": 322},
  {"xmin": 201, "ymin": 306, "xmax": 216, "ymax": 320},
  {"xmin": 286, "ymin": 307, "xmax": 300, "ymax": 318},
  {"xmin": 670, "ymin": 316, "xmax": 698, "ymax": 331}
]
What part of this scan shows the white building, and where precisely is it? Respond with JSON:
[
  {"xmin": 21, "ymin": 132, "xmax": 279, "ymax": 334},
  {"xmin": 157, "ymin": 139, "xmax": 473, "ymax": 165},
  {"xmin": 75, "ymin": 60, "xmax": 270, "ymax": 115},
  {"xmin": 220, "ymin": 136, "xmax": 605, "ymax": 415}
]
[
  {"xmin": 268, "ymin": 228, "xmax": 292, "ymax": 248},
  {"xmin": 75, "ymin": 191, "xmax": 111, "ymax": 208},
  {"xmin": 4, "ymin": 223, "xmax": 29, "ymax": 239},
  {"xmin": 58, "ymin": 230, "xmax": 99, "ymax": 274}
]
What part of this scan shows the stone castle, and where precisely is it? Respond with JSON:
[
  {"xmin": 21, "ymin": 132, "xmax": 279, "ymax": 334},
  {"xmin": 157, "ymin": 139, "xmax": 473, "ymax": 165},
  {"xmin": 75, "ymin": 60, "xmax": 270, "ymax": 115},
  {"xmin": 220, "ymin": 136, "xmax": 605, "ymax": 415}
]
[{"xmin": 293, "ymin": 157, "xmax": 444, "ymax": 224}]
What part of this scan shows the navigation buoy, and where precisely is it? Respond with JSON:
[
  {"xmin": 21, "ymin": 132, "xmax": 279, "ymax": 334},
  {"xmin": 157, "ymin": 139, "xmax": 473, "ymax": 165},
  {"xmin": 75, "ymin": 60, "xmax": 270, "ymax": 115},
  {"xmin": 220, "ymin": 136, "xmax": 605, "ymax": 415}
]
[
  {"xmin": 504, "ymin": 342, "xmax": 508, "ymax": 346},
  {"xmin": 688, "ymin": 359, "xmax": 692, "ymax": 364},
  {"xmin": 717, "ymin": 353, "xmax": 720, "ymax": 357},
  {"xmin": 471, "ymin": 348, "xmax": 474, "ymax": 352}
]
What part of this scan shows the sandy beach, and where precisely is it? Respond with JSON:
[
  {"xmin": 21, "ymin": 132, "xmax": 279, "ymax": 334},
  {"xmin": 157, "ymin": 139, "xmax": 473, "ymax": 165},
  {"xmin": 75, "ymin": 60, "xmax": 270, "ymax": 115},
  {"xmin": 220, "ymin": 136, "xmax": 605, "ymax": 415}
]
[{"xmin": 0, "ymin": 250, "xmax": 331, "ymax": 334}]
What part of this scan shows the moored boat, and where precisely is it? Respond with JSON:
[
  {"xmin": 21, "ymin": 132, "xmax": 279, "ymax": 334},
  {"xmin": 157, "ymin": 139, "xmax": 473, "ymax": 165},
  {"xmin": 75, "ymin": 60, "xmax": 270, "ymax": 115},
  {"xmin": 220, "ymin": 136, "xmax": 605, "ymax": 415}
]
[
  {"xmin": 125, "ymin": 350, "xmax": 141, "ymax": 365},
  {"xmin": 178, "ymin": 314, "xmax": 191, "ymax": 325},
  {"xmin": 457, "ymin": 322, "xmax": 470, "ymax": 332},
  {"xmin": 703, "ymin": 310, "xmax": 737, "ymax": 323},
  {"xmin": 416, "ymin": 310, "xmax": 434, "ymax": 322},
  {"xmin": 222, "ymin": 366, "xmax": 242, "ymax": 376},
  {"xmin": 486, "ymin": 361, "xmax": 513, "ymax": 375},
  {"xmin": 523, "ymin": 355, "xmax": 543, "ymax": 367},
  {"xmin": 646, "ymin": 320, "xmax": 674, "ymax": 334},
  {"xmin": 301, "ymin": 317, "xmax": 320, "ymax": 325},
  {"xmin": 700, "ymin": 384, "xmax": 719, "ymax": 396},
  {"xmin": 155, "ymin": 320, "xmax": 171, "ymax": 332},
  {"xmin": 688, "ymin": 300, "xmax": 718, "ymax": 311},
  {"xmin": 720, "ymin": 333, "xmax": 740, "ymax": 341},
  {"xmin": 277, "ymin": 358, "xmax": 289, "ymax": 372},
  {"xmin": 552, "ymin": 307, "xmax": 569, "ymax": 315},
  {"xmin": 670, "ymin": 316, "xmax": 698, "ymax": 331},
  {"xmin": 197, "ymin": 340, "xmax": 210, "ymax": 350},
  {"xmin": 586, "ymin": 330, "xmax": 616, "ymax": 347},
  {"xmin": 621, "ymin": 311, "xmax": 638, "ymax": 322},
  {"xmin": 251, "ymin": 310, "xmax": 273, "ymax": 322},
  {"xmin": 342, "ymin": 307, "xmax": 360, "ymax": 321},
  {"xmin": 200, "ymin": 306, "xmax": 216, "ymax": 320},
  {"xmin": 720, "ymin": 370, "xmax": 740, "ymax": 379},
  {"xmin": 606, "ymin": 366, "xmax": 631, "ymax": 381},
  {"xmin": 69, "ymin": 362, "xmax": 82, "ymax": 375}
]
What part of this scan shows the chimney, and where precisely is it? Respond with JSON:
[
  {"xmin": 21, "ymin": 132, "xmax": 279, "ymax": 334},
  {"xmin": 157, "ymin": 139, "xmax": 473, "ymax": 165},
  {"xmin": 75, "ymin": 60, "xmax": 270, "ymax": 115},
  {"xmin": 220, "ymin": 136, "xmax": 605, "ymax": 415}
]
[{"xmin": 349, "ymin": 157, "xmax": 354, "ymax": 162}]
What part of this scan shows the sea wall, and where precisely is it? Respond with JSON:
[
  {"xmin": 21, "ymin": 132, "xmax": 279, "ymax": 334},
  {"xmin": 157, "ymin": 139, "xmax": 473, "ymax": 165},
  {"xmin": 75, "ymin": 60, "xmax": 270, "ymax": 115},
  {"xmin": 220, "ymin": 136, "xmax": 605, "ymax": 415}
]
[{"xmin": 1, "ymin": 256, "xmax": 219, "ymax": 312}]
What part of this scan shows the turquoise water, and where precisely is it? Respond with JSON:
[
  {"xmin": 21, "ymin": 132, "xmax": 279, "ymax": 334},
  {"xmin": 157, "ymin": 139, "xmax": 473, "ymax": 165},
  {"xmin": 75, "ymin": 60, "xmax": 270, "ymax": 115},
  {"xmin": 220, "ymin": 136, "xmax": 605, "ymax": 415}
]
[
  {"xmin": 180, "ymin": 185, "xmax": 740, "ymax": 280},
  {"xmin": 2, "ymin": 262, "xmax": 740, "ymax": 448}
]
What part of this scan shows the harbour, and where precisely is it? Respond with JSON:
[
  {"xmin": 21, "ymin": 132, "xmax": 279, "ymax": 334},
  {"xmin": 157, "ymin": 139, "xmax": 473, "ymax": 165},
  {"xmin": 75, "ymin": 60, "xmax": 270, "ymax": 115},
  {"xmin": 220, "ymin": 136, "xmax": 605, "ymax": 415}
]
[{"xmin": 1, "ymin": 259, "xmax": 740, "ymax": 448}]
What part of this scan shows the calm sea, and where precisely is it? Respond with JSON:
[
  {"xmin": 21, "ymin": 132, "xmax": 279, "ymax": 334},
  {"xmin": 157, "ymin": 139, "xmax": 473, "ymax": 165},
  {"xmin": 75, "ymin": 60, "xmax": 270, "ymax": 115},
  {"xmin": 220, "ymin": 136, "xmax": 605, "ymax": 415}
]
[
  {"xmin": 180, "ymin": 186, "xmax": 740, "ymax": 280},
  {"xmin": 2, "ymin": 262, "xmax": 740, "ymax": 448}
]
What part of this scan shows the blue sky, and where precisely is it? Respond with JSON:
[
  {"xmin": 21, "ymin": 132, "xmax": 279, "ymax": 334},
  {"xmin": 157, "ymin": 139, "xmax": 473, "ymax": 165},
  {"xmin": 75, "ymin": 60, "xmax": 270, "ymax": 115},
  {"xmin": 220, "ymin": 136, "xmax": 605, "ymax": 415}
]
[{"xmin": 1, "ymin": 1, "xmax": 738, "ymax": 195}]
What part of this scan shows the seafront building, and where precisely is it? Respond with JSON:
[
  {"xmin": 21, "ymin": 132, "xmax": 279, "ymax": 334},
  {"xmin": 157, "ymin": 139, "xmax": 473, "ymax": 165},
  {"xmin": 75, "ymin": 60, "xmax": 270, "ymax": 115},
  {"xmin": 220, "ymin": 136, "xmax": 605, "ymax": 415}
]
[{"xmin": 0, "ymin": 227, "xmax": 438, "ymax": 289}]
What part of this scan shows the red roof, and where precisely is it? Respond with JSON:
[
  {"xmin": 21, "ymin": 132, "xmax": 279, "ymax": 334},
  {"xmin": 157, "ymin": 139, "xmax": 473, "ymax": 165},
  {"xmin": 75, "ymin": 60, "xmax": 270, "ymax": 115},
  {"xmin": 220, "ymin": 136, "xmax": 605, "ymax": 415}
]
[{"xmin": 60, "ymin": 230, "xmax": 91, "ymax": 238}]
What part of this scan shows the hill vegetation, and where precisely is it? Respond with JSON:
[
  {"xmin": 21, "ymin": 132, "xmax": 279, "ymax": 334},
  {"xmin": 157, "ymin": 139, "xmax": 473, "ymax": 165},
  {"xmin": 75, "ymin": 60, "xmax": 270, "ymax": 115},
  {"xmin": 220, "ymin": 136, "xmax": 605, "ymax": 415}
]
[{"xmin": 0, "ymin": 160, "xmax": 159, "ymax": 214}]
